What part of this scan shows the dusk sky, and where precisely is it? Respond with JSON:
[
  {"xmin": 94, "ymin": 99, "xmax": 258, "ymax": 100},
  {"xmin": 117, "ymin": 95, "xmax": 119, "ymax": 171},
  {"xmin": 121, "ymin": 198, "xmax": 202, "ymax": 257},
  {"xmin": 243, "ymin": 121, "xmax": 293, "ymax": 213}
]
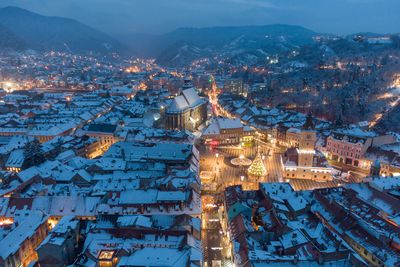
[{"xmin": 1, "ymin": 0, "xmax": 399, "ymax": 36}]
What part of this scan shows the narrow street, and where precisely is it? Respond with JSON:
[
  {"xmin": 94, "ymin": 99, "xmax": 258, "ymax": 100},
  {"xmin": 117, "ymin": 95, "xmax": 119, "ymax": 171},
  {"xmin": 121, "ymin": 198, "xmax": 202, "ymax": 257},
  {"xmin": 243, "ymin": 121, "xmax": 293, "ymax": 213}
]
[
  {"xmin": 202, "ymin": 205, "xmax": 228, "ymax": 267},
  {"xmin": 199, "ymin": 141, "xmax": 366, "ymax": 266}
]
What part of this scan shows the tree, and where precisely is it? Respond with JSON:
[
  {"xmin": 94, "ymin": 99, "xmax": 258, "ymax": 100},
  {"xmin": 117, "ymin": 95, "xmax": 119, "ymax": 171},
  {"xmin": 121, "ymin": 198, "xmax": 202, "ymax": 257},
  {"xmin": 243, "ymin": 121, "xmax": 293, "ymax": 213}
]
[
  {"xmin": 23, "ymin": 139, "xmax": 45, "ymax": 169},
  {"xmin": 248, "ymin": 150, "xmax": 267, "ymax": 176}
]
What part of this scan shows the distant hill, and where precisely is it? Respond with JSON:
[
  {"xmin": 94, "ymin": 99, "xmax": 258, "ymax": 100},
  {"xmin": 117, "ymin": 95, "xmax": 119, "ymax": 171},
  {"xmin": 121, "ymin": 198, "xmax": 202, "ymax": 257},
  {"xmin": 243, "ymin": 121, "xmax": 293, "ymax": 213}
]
[
  {"xmin": 0, "ymin": 6, "xmax": 130, "ymax": 55},
  {"xmin": 160, "ymin": 24, "xmax": 318, "ymax": 48},
  {"xmin": 0, "ymin": 23, "xmax": 27, "ymax": 50},
  {"xmin": 120, "ymin": 24, "xmax": 322, "ymax": 65}
]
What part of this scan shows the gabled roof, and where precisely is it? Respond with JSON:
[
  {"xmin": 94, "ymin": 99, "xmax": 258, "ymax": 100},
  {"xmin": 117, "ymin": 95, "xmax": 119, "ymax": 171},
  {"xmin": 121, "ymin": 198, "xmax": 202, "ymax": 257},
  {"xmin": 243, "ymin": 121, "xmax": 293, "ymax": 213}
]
[
  {"xmin": 166, "ymin": 88, "xmax": 203, "ymax": 113},
  {"xmin": 5, "ymin": 149, "xmax": 24, "ymax": 168},
  {"xmin": 167, "ymin": 95, "xmax": 189, "ymax": 113},
  {"xmin": 182, "ymin": 88, "xmax": 201, "ymax": 107},
  {"xmin": 217, "ymin": 117, "xmax": 243, "ymax": 130}
]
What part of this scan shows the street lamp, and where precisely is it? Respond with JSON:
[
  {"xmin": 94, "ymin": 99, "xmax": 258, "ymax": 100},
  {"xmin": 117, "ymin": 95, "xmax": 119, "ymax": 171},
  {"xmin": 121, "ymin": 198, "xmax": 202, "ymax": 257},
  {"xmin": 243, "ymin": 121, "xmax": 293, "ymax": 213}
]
[
  {"xmin": 216, "ymin": 153, "xmax": 219, "ymax": 158},
  {"xmin": 240, "ymin": 175, "xmax": 245, "ymax": 181}
]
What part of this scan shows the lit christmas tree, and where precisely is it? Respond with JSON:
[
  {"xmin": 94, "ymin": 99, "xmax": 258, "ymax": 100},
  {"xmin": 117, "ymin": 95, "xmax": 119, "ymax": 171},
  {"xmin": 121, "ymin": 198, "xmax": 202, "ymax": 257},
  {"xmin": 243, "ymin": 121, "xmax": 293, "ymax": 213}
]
[{"xmin": 248, "ymin": 150, "xmax": 267, "ymax": 176}]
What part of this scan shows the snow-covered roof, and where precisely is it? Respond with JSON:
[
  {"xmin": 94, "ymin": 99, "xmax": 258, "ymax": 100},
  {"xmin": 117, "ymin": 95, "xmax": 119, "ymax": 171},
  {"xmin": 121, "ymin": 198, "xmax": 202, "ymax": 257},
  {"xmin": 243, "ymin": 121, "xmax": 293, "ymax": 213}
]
[
  {"xmin": 287, "ymin": 127, "xmax": 301, "ymax": 134},
  {"xmin": 217, "ymin": 117, "xmax": 243, "ymax": 130},
  {"xmin": 118, "ymin": 247, "xmax": 190, "ymax": 267},
  {"xmin": 182, "ymin": 88, "xmax": 201, "ymax": 107},
  {"xmin": 0, "ymin": 212, "xmax": 48, "ymax": 259},
  {"xmin": 166, "ymin": 88, "xmax": 203, "ymax": 113},
  {"xmin": 104, "ymin": 141, "xmax": 193, "ymax": 163},
  {"xmin": 167, "ymin": 95, "xmax": 189, "ymax": 113},
  {"xmin": 5, "ymin": 149, "xmax": 24, "ymax": 168},
  {"xmin": 202, "ymin": 122, "xmax": 220, "ymax": 135}
]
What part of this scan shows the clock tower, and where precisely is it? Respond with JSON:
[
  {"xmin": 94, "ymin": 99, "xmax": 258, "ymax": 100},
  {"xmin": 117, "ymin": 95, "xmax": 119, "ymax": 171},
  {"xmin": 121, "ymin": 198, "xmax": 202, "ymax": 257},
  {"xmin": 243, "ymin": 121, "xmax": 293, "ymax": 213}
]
[{"xmin": 298, "ymin": 113, "xmax": 316, "ymax": 167}]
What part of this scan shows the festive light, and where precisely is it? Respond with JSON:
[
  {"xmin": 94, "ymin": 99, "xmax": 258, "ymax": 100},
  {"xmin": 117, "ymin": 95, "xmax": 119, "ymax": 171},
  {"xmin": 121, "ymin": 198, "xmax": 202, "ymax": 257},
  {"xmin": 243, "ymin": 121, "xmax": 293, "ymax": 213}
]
[
  {"xmin": 0, "ymin": 218, "xmax": 13, "ymax": 226},
  {"xmin": 248, "ymin": 150, "xmax": 267, "ymax": 176}
]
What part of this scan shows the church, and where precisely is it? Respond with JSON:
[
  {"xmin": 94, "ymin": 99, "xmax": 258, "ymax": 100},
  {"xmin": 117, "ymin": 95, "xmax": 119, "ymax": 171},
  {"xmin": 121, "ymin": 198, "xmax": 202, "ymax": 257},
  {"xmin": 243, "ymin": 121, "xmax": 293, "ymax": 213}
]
[
  {"xmin": 281, "ymin": 114, "xmax": 333, "ymax": 181},
  {"xmin": 165, "ymin": 76, "xmax": 208, "ymax": 132}
]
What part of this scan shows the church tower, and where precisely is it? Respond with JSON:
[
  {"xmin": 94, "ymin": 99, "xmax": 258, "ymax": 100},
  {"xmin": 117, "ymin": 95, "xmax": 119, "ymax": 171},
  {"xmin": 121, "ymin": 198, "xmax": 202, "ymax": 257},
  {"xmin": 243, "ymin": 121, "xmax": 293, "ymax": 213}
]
[
  {"xmin": 182, "ymin": 75, "xmax": 193, "ymax": 90},
  {"xmin": 298, "ymin": 113, "xmax": 316, "ymax": 167}
]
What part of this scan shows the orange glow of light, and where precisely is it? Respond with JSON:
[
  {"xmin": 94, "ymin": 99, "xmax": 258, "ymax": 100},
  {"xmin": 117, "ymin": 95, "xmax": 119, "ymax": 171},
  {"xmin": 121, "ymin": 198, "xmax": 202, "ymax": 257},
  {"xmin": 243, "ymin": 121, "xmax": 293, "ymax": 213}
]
[
  {"xmin": 48, "ymin": 218, "xmax": 59, "ymax": 230},
  {"xmin": 377, "ymin": 93, "xmax": 394, "ymax": 100},
  {"xmin": 385, "ymin": 218, "xmax": 400, "ymax": 228},
  {"xmin": 99, "ymin": 250, "xmax": 115, "ymax": 259},
  {"xmin": 286, "ymin": 104, "xmax": 297, "ymax": 109},
  {"xmin": 125, "ymin": 66, "xmax": 140, "ymax": 73},
  {"xmin": 0, "ymin": 218, "xmax": 13, "ymax": 226}
]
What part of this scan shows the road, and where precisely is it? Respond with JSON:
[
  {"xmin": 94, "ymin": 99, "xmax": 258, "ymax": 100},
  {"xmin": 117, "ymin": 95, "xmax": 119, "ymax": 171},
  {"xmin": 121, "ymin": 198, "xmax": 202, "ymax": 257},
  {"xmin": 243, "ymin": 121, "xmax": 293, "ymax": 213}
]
[{"xmin": 202, "ymin": 196, "xmax": 233, "ymax": 267}]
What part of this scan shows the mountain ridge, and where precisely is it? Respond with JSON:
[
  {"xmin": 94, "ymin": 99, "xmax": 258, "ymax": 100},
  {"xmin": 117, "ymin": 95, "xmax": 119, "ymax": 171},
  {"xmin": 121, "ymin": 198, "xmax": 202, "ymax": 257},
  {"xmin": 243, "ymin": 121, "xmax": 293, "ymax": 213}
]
[
  {"xmin": 119, "ymin": 24, "xmax": 325, "ymax": 66},
  {"xmin": 121, "ymin": 24, "xmax": 323, "ymax": 58},
  {"xmin": 0, "ymin": 6, "xmax": 130, "ymax": 55}
]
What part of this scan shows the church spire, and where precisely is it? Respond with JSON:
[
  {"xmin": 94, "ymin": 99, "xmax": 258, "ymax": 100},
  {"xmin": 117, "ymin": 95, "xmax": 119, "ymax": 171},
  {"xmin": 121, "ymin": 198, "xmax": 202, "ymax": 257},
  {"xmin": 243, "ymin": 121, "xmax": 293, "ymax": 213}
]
[
  {"xmin": 302, "ymin": 111, "xmax": 315, "ymax": 131},
  {"xmin": 182, "ymin": 74, "xmax": 193, "ymax": 90}
]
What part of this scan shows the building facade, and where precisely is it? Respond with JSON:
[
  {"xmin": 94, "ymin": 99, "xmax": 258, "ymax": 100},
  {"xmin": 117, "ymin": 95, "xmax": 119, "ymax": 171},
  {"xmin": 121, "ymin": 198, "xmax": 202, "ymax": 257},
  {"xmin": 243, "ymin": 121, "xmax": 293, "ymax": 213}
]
[
  {"xmin": 165, "ymin": 87, "xmax": 207, "ymax": 132},
  {"xmin": 202, "ymin": 117, "xmax": 255, "ymax": 145},
  {"xmin": 326, "ymin": 131, "xmax": 396, "ymax": 168},
  {"xmin": 224, "ymin": 78, "xmax": 244, "ymax": 95},
  {"xmin": 282, "ymin": 114, "xmax": 333, "ymax": 181}
]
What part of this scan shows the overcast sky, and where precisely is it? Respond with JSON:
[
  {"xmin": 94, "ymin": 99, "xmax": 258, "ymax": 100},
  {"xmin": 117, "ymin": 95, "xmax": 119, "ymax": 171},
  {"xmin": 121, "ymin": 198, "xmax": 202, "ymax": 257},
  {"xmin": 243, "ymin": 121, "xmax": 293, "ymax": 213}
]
[{"xmin": 1, "ymin": 0, "xmax": 399, "ymax": 36}]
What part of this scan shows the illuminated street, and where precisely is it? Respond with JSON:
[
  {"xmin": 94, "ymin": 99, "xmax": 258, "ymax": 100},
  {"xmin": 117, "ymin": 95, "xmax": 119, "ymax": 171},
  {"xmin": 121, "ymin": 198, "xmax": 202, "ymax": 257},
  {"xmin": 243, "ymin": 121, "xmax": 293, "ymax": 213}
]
[{"xmin": 202, "ymin": 201, "xmax": 230, "ymax": 267}]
